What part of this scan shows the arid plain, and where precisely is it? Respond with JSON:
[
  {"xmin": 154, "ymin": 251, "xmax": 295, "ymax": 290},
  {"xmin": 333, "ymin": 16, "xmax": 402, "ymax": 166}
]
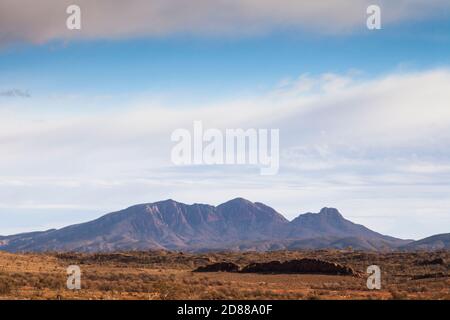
[{"xmin": 0, "ymin": 250, "xmax": 448, "ymax": 300}]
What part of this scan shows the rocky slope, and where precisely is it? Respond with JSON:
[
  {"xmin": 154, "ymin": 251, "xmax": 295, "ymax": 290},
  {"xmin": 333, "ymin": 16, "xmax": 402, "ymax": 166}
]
[{"xmin": 0, "ymin": 198, "xmax": 416, "ymax": 252}]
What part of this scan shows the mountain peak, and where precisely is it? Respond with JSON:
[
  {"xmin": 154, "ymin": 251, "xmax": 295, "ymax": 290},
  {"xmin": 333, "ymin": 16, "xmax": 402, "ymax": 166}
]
[
  {"xmin": 222, "ymin": 197, "xmax": 253, "ymax": 205},
  {"xmin": 149, "ymin": 199, "xmax": 186, "ymax": 208},
  {"xmin": 293, "ymin": 207, "xmax": 344, "ymax": 221},
  {"xmin": 318, "ymin": 207, "xmax": 343, "ymax": 218},
  {"xmin": 217, "ymin": 198, "xmax": 288, "ymax": 226}
]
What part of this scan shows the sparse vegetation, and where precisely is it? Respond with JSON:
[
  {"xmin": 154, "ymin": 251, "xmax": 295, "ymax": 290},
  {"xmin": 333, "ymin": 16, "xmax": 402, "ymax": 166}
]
[{"xmin": 0, "ymin": 250, "xmax": 448, "ymax": 300}]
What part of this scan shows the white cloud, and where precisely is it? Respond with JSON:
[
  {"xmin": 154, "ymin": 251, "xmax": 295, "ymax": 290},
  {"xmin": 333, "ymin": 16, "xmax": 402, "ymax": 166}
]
[
  {"xmin": 1, "ymin": 68, "xmax": 450, "ymax": 238},
  {"xmin": 399, "ymin": 163, "xmax": 450, "ymax": 174},
  {"xmin": 1, "ymin": 0, "xmax": 450, "ymax": 45}
]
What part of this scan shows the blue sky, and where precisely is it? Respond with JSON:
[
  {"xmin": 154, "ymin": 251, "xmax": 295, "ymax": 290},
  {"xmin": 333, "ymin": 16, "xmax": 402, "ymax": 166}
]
[
  {"xmin": 2, "ymin": 17, "xmax": 450, "ymax": 103},
  {"xmin": 1, "ymin": 0, "xmax": 450, "ymax": 239}
]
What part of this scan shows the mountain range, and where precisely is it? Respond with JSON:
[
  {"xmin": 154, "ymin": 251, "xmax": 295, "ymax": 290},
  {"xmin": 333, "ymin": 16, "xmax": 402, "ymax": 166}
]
[{"xmin": 0, "ymin": 198, "xmax": 448, "ymax": 252}]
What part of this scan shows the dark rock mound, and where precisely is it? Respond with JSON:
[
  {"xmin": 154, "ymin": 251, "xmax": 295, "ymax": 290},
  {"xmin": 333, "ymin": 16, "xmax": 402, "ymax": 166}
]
[
  {"xmin": 412, "ymin": 272, "xmax": 448, "ymax": 280},
  {"xmin": 240, "ymin": 258, "xmax": 356, "ymax": 276},
  {"xmin": 193, "ymin": 262, "xmax": 240, "ymax": 272},
  {"xmin": 416, "ymin": 257, "xmax": 445, "ymax": 266}
]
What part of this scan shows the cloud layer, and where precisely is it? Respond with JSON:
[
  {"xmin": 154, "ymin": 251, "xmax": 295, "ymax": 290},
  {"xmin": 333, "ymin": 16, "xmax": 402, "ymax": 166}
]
[
  {"xmin": 1, "ymin": 0, "xmax": 450, "ymax": 45},
  {"xmin": 0, "ymin": 89, "xmax": 30, "ymax": 98},
  {"xmin": 1, "ymin": 69, "xmax": 450, "ymax": 238}
]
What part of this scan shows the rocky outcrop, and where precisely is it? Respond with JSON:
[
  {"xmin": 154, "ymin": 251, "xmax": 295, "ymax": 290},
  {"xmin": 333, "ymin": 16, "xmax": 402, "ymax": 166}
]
[
  {"xmin": 193, "ymin": 258, "xmax": 357, "ymax": 275},
  {"xmin": 412, "ymin": 272, "xmax": 448, "ymax": 280},
  {"xmin": 240, "ymin": 258, "xmax": 357, "ymax": 276},
  {"xmin": 193, "ymin": 262, "xmax": 240, "ymax": 272}
]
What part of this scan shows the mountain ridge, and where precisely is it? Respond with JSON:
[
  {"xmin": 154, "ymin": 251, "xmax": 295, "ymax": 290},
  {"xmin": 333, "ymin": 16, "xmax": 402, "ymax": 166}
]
[{"xmin": 0, "ymin": 198, "xmax": 444, "ymax": 252}]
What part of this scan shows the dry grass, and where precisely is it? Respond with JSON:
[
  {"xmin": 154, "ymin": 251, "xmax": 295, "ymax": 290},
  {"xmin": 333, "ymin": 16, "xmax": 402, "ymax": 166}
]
[{"xmin": 0, "ymin": 250, "xmax": 448, "ymax": 300}]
